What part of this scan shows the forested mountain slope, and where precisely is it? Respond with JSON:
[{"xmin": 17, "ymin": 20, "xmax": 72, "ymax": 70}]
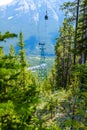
[{"xmin": 0, "ymin": 0, "xmax": 87, "ymax": 129}]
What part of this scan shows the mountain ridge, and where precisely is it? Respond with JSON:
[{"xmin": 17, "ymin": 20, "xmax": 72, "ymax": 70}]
[{"xmin": 0, "ymin": 0, "xmax": 68, "ymax": 56}]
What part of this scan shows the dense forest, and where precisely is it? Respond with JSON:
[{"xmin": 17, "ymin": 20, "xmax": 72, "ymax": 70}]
[{"xmin": 0, "ymin": 0, "xmax": 87, "ymax": 129}]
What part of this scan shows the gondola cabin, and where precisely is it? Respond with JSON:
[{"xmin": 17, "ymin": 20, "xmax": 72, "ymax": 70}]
[{"xmin": 45, "ymin": 11, "xmax": 48, "ymax": 20}]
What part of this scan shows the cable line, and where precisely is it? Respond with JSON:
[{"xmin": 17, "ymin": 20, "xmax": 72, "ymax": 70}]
[{"xmin": 38, "ymin": 1, "xmax": 48, "ymax": 80}]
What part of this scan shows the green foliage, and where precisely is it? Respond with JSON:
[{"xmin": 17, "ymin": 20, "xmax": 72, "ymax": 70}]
[
  {"xmin": 0, "ymin": 1, "xmax": 87, "ymax": 129},
  {"xmin": 55, "ymin": 18, "xmax": 74, "ymax": 89},
  {"xmin": 0, "ymin": 31, "xmax": 17, "ymax": 42},
  {"xmin": 0, "ymin": 32, "xmax": 39, "ymax": 130},
  {"xmin": 60, "ymin": 1, "xmax": 76, "ymax": 23},
  {"xmin": 53, "ymin": 0, "xmax": 87, "ymax": 129},
  {"xmin": 76, "ymin": 0, "xmax": 87, "ymax": 64}
]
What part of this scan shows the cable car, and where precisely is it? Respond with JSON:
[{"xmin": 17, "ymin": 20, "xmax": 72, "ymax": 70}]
[{"xmin": 45, "ymin": 10, "xmax": 48, "ymax": 20}]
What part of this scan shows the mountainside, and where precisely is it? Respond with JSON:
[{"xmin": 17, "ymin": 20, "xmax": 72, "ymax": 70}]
[{"xmin": 0, "ymin": 0, "xmax": 67, "ymax": 56}]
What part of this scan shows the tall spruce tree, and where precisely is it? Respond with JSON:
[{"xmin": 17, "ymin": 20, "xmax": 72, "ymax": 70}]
[
  {"xmin": 11, "ymin": 32, "xmax": 38, "ymax": 129},
  {"xmin": 55, "ymin": 19, "xmax": 74, "ymax": 89},
  {"xmin": 76, "ymin": 0, "xmax": 87, "ymax": 64},
  {"xmin": 17, "ymin": 32, "xmax": 27, "ymax": 88},
  {"xmin": 60, "ymin": 0, "xmax": 80, "ymax": 64},
  {"xmin": 0, "ymin": 32, "xmax": 18, "ymax": 129}
]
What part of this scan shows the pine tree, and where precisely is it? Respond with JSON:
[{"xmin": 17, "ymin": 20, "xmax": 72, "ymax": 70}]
[
  {"xmin": 10, "ymin": 32, "xmax": 38, "ymax": 129},
  {"xmin": 0, "ymin": 32, "xmax": 38, "ymax": 129},
  {"xmin": 76, "ymin": 0, "xmax": 87, "ymax": 64},
  {"xmin": 0, "ymin": 32, "xmax": 18, "ymax": 129},
  {"xmin": 17, "ymin": 32, "xmax": 27, "ymax": 88},
  {"xmin": 55, "ymin": 19, "xmax": 74, "ymax": 89},
  {"xmin": 60, "ymin": 0, "xmax": 80, "ymax": 64}
]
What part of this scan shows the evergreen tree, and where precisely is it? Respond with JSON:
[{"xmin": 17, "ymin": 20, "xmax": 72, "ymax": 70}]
[
  {"xmin": 0, "ymin": 32, "xmax": 18, "ymax": 129},
  {"xmin": 60, "ymin": 0, "xmax": 80, "ymax": 64},
  {"xmin": 17, "ymin": 32, "xmax": 27, "ymax": 88},
  {"xmin": 76, "ymin": 0, "xmax": 87, "ymax": 64},
  {"xmin": 55, "ymin": 19, "xmax": 74, "ymax": 89},
  {"xmin": 0, "ymin": 32, "xmax": 38, "ymax": 129},
  {"xmin": 11, "ymin": 32, "xmax": 38, "ymax": 129}
]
